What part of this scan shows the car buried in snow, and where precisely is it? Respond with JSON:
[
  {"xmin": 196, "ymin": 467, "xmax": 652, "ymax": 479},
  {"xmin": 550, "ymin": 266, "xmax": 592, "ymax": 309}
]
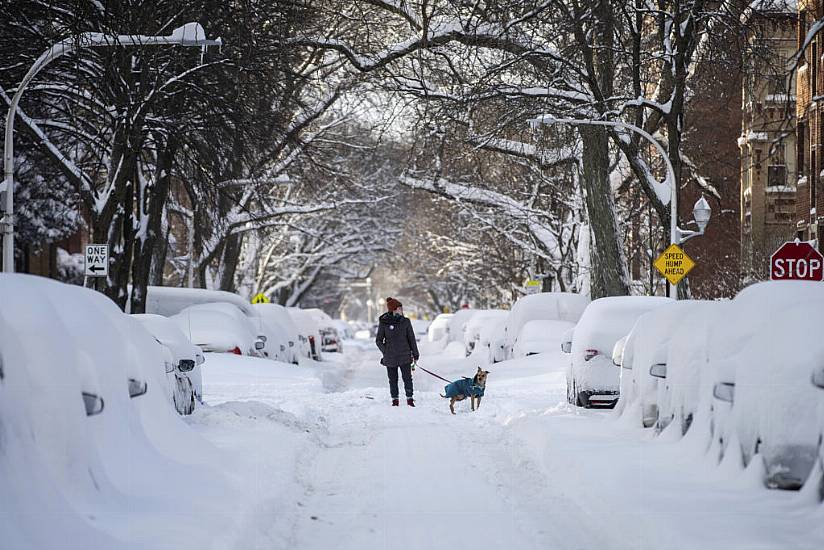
[
  {"xmin": 568, "ymin": 296, "xmax": 671, "ymax": 408},
  {"xmin": 132, "ymin": 314, "xmax": 205, "ymax": 414},
  {"xmin": 172, "ymin": 303, "xmax": 265, "ymax": 357}
]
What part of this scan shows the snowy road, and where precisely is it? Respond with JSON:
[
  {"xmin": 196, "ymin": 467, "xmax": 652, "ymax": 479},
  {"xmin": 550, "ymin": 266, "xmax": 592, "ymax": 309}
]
[{"xmin": 187, "ymin": 341, "xmax": 824, "ymax": 550}]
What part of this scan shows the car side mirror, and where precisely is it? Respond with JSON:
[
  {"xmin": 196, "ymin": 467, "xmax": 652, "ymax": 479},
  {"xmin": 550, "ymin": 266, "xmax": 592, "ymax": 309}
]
[
  {"xmin": 178, "ymin": 359, "xmax": 195, "ymax": 373},
  {"xmin": 82, "ymin": 392, "xmax": 105, "ymax": 416},
  {"xmin": 196, "ymin": 354, "xmax": 205, "ymax": 365},
  {"xmin": 289, "ymin": 341, "xmax": 294, "ymax": 347},
  {"xmin": 649, "ymin": 363, "xmax": 667, "ymax": 379},
  {"xmin": 812, "ymin": 367, "xmax": 824, "ymax": 390},
  {"xmin": 713, "ymin": 382, "xmax": 735, "ymax": 403},
  {"xmin": 561, "ymin": 341, "xmax": 572, "ymax": 354},
  {"xmin": 128, "ymin": 378, "xmax": 148, "ymax": 398},
  {"xmin": 280, "ymin": 344, "xmax": 286, "ymax": 352},
  {"xmin": 258, "ymin": 335, "xmax": 267, "ymax": 343},
  {"xmin": 255, "ymin": 340, "xmax": 265, "ymax": 350}
]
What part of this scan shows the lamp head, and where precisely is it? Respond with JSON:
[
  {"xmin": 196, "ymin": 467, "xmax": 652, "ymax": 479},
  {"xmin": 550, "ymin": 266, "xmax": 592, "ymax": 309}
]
[{"xmin": 692, "ymin": 195, "xmax": 711, "ymax": 232}]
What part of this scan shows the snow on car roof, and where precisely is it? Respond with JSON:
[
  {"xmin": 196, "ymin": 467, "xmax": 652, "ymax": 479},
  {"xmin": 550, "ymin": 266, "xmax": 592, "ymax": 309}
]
[
  {"xmin": 144, "ymin": 285, "xmax": 258, "ymax": 318},
  {"xmin": 504, "ymin": 292, "xmax": 590, "ymax": 347}
]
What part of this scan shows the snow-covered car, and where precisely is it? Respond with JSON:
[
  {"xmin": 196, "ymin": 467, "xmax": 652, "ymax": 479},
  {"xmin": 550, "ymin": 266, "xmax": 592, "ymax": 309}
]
[
  {"xmin": 445, "ymin": 308, "xmax": 479, "ymax": 345},
  {"xmin": 502, "ymin": 292, "xmax": 590, "ymax": 361},
  {"xmin": 731, "ymin": 303, "xmax": 824, "ymax": 490},
  {"xmin": 1, "ymin": 274, "xmax": 222, "ymax": 548},
  {"xmin": 288, "ymin": 308, "xmax": 324, "ymax": 361},
  {"xmin": 485, "ymin": 317, "xmax": 510, "ymax": 363},
  {"xmin": 512, "ymin": 319, "xmax": 576, "ymax": 359},
  {"xmin": 132, "ymin": 313, "xmax": 204, "ymax": 412},
  {"xmin": 410, "ymin": 319, "xmax": 431, "ymax": 342},
  {"xmin": 254, "ymin": 303, "xmax": 301, "ymax": 364},
  {"xmin": 332, "ymin": 319, "xmax": 355, "ymax": 340},
  {"xmin": 464, "ymin": 310, "xmax": 508, "ymax": 357},
  {"xmin": 427, "ymin": 313, "xmax": 454, "ymax": 343},
  {"xmin": 653, "ymin": 301, "xmax": 722, "ymax": 436},
  {"xmin": 560, "ymin": 327, "xmax": 574, "ymax": 355},
  {"xmin": 303, "ymin": 309, "xmax": 341, "ymax": 354},
  {"xmin": 707, "ymin": 281, "xmax": 824, "ymax": 469},
  {"xmin": 172, "ymin": 303, "xmax": 264, "ymax": 356},
  {"xmin": 617, "ymin": 301, "xmax": 705, "ymax": 428},
  {"xmin": 568, "ymin": 296, "xmax": 671, "ymax": 408}
]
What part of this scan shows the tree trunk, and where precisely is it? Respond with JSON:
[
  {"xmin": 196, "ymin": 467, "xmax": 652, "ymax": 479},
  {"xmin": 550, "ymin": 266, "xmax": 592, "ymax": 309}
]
[
  {"xmin": 580, "ymin": 126, "xmax": 631, "ymax": 298},
  {"xmin": 130, "ymin": 136, "xmax": 176, "ymax": 313}
]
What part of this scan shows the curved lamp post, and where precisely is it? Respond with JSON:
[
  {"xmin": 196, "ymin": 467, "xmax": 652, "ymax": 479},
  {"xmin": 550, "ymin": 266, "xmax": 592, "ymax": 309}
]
[
  {"xmin": 529, "ymin": 114, "xmax": 712, "ymax": 298},
  {"xmin": 1, "ymin": 23, "xmax": 222, "ymax": 273}
]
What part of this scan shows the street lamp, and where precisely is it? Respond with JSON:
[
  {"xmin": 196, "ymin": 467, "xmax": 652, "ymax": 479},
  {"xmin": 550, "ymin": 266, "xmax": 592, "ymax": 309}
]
[
  {"xmin": 1, "ymin": 23, "xmax": 222, "ymax": 273},
  {"xmin": 529, "ymin": 114, "xmax": 712, "ymax": 298}
]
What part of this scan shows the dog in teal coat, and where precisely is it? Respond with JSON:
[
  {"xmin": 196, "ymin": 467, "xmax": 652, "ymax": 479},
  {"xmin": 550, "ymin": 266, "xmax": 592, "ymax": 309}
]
[{"xmin": 441, "ymin": 367, "xmax": 490, "ymax": 415}]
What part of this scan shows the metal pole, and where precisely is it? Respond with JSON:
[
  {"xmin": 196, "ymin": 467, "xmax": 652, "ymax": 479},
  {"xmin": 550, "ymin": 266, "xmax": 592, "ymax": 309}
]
[{"xmin": 2, "ymin": 26, "xmax": 221, "ymax": 273}]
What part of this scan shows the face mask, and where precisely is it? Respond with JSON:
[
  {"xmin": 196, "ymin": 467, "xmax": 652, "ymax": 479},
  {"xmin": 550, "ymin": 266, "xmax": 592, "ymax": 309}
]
[{"xmin": 394, "ymin": 309, "xmax": 402, "ymax": 317}]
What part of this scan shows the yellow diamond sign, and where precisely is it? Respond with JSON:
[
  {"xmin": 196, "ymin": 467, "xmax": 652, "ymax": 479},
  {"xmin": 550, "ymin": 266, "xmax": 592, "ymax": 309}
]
[
  {"xmin": 251, "ymin": 293, "xmax": 270, "ymax": 304},
  {"xmin": 654, "ymin": 244, "xmax": 695, "ymax": 286}
]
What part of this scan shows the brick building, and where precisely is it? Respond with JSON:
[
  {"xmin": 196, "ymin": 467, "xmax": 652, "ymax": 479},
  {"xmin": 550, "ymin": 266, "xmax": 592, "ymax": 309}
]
[
  {"xmin": 739, "ymin": 6, "xmax": 798, "ymax": 282},
  {"xmin": 797, "ymin": 1, "xmax": 824, "ymax": 247}
]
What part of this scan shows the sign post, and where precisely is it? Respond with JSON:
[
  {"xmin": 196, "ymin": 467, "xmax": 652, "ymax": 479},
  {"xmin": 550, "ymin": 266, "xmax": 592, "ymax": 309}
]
[
  {"xmin": 524, "ymin": 279, "xmax": 542, "ymax": 295},
  {"xmin": 770, "ymin": 241, "xmax": 824, "ymax": 281},
  {"xmin": 84, "ymin": 244, "xmax": 108, "ymax": 278},
  {"xmin": 654, "ymin": 243, "xmax": 696, "ymax": 290}
]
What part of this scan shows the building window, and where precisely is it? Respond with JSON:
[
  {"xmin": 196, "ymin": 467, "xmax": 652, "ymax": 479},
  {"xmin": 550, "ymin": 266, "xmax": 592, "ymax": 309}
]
[{"xmin": 768, "ymin": 144, "xmax": 786, "ymax": 187}]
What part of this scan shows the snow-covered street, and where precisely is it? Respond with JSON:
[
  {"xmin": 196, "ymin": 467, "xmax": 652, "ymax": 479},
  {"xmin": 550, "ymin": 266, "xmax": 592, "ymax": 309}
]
[{"xmin": 185, "ymin": 341, "xmax": 824, "ymax": 550}]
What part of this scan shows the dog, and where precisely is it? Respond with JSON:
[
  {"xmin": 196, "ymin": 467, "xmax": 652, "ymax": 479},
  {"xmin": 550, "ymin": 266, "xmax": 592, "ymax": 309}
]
[{"xmin": 441, "ymin": 367, "xmax": 490, "ymax": 415}]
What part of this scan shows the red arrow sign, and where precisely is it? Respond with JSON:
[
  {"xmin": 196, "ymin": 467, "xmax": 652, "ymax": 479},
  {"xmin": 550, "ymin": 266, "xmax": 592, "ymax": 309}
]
[{"xmin": 770, "ymin": 241, "xmax": 824, "ymax": 281}]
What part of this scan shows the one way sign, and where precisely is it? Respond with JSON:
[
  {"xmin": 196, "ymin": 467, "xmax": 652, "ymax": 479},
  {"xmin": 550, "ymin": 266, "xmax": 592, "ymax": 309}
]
[{"xmin": 84, "ymin": 244, "xmax": 109, "ymax": 277}]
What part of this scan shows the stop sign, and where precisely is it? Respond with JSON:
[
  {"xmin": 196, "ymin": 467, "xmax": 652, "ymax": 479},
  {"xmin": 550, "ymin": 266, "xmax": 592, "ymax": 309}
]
[{"xmin": 770, "ymin": 241, "xmax": 824, "ymax": 281}]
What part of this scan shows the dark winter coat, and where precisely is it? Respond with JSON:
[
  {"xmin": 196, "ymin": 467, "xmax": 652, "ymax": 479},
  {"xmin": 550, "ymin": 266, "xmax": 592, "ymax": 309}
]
[
  {"xmin": 443, "ymin": 377, "xmax": 485, "ymax": 399},
  {"xmin": 376, "ymin": 312, "xmax": 419, "ymax": 367}
]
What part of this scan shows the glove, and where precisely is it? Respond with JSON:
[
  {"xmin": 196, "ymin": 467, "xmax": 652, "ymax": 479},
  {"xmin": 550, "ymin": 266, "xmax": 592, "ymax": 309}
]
[{"xmin": 411, "ymin": 360, "xmax": 417, "ymax": 371}]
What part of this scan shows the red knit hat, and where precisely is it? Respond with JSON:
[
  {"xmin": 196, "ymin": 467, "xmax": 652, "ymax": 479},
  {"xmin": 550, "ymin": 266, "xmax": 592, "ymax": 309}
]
[{"xmin": 386, "ymin": 297, "xmax": 402, "ymax": 312}]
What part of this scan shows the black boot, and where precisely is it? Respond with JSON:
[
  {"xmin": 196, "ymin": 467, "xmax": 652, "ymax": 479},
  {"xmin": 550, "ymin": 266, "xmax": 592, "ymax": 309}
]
[
  {"xmin": 407, "ymin": 398, "xmax": 415, "ymax": 407},
  {"xmin": 392, "ymin": 398, "xmax": 399, "ymax": 406}
]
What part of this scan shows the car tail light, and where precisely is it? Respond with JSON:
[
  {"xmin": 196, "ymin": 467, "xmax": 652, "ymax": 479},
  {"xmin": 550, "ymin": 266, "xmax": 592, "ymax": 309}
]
[
  {"xmin": 231, "ymin": 346, "xmax": 242, "ymax": 355},
  {"xmin": 584, "ymin": 349, "xmax": 599, "ymax": 361}
]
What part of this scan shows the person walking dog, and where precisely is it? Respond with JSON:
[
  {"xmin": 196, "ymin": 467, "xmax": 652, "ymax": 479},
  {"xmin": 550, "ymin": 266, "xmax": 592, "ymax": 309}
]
[{"xmin": 376, "ymin": 297, "xmax": 419, "ymax": 406}]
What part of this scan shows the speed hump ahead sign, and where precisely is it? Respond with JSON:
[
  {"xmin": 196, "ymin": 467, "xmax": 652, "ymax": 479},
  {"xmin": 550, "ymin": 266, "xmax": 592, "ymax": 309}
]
[
  {"xmin": 251, "ymin": 293, "xmax": 270, "ymax": 304},
  {"xmin": 654, "ymin": 244, "xmax": 695, "ymax": 286}
]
